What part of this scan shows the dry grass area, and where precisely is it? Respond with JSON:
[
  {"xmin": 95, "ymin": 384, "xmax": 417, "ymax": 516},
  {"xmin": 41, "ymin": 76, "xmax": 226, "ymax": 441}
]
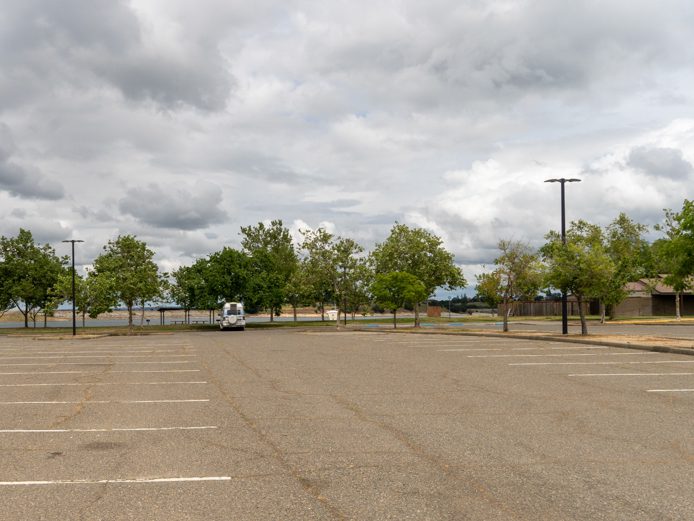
[{"xmin": 575, "ymin": 334, "xmax": 694, "ymax": 350}]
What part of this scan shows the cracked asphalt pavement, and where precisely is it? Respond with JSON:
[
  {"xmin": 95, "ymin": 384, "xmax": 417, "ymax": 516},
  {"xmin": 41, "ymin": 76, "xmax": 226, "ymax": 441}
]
[{"xmin": 0, "ymin": 329, "xmax": 692, "ymax": 520}]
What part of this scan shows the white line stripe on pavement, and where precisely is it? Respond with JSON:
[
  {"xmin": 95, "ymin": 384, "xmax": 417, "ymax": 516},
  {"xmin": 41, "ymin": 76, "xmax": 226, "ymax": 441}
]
[
  {"xmin": 511, "ymin": 360, "xmax": 694, "ymax": 366},
  {"xmin": 0, "ymin": 476, "xmax": 231, "ymax": 486},
  {"xmin": 646, "ymin": 389, "xmax": 694, "ymax": 393},
  {"xmin": 0, "ymin": 351, "xmax": 185, "ymax": 355},
  {"xmin": 0, "ymin": 370, "xmax": 200, "ymax": 375},
  {"xmin": 0, "ymin": 361, "xmax": 193, "ymax": 366},
  {"xmin": 470, "ymin": 352, "xmax": 656, "ymax": 358},
  {"xmin": 0, "ymin": 426, "xmax": 218, "ymax": 433},
  {"xmin": 569, "ymin": 373, "xmax": 694, "ymax": 377},
  {"xmin": 550, "ymin": 346, "xmax": 610, "ymax": 350},
  {"xmin": 0, "ymin": 399, "xmax": 210, "ymax": 405},
  {"xmin": 0, "ymin": 381, "xmax": 207, "ymax": 387},
  {"xmin": 438, "ymin": 348, "xmax": 502, "ymax": 352},
  {"xmin": 0, "ymin": 355, "xmax": 196, "ymax": 360}
]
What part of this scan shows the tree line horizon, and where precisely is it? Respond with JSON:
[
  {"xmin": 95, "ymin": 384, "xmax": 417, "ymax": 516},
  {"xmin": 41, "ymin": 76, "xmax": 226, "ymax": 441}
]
[{"xmin": 1, "ymin": 198, "xmax": 692, "ymax": 335}]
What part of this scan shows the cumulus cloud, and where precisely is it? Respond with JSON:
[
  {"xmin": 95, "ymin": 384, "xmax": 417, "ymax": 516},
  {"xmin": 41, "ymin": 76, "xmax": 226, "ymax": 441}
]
[
  {"xmin": 0, "ymin": 0, "xmax": 233, "ymax": 111},
  {"xmin": 627, "ymin": 146, "xmax": 693, "ymax": 179},
  {"xmin": 0, "ymin": 124, "xmax": 64, "ymax": 200},
  {"xmin": 118, "ymin": 182, "xmax": 227, "ymax": 230}
]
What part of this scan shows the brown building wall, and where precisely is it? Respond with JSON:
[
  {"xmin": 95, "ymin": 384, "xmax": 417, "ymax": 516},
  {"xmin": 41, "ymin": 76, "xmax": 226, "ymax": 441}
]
[
  {"xmin": 499, "ymin": 300, "xmax": 592, "ymax": 317},
  {"xmin": 614, "ymin": 297, "xmax": 652, "ymax": 317},
  {"xmin": 651, "ymin": 295, "xmax": 694, "ymax": 316}
]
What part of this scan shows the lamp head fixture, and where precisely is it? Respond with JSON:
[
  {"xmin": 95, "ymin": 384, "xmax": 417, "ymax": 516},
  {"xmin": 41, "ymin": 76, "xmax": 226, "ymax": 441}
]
[{"xmin": 544, "ymin": 178, "xmax": 581, "ymax": 183}]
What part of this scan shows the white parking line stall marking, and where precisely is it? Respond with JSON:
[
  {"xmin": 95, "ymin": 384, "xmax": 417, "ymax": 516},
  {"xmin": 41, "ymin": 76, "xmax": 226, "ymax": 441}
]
[
  {"xmin": 470, "ymin": 352, "xmax": 657, "ymax": 358},
  {"xmin": 0, "ymin": 361, "xmax": 194, "ymax": 366},
  {"xmin": 0, "ymin": 426, "xmax": 218, "ymax": 433},
  {"xmin": 0, "ymin": 381, "xmax": 208, "ymax": 387},
  {"xmin": 0, "ymin": 350, "xmax": 187, "ymax": 355},
  {"xmin": 550, "ymin": 346, "xmax": 610, "ymax": 350},
  {"xmin": 438, "ymin": 349, "xmax": 502, "ymax": 352},
  {"xmin": 0, "ymin": 399, "xmax": 210, "ymax": 405},
  {"xmin": 0, "ymin": 369, "xmax": 200, "ymax": 375},
  {"xmin": 646, "ymin": 389, "xmax": 694, "ymax": 393},
  {"xmin": 0, "ymin": 371, "xmax": 85, "ymax": 375},
  {"xmin": 0, "ymin": 476, "xmax": 232, "ymax": 486},
  {"xmin": 511, "ymin": 360, "xmax": 694, "ymax": 366},
  {"xmin": 569, "ymin": 372, "xmax": 694, "ymax": 377},
  {"xmin": 0, "ymin": 355, "xmax": 197, "ymax": 360}
]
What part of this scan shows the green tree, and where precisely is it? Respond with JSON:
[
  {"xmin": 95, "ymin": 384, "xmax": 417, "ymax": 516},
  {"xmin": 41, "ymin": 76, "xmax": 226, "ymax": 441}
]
[
  {"xmin": 92, "ymin": 235, "xmax": 162, "ymax": 332},
  {"xmin": 300, "ymin": 228, "xmax": 337, "ymax": 320},
  {"xmin": 475, "ymin": 271, "xmax": 503, "ymax": 311},
  {"xmin": 371, "ymin": 223, "xmax": 466, "ymax": 327},
  {"xmin": 241, "ymin": 220, "xmax": 297, "ymax": 321},
  {"xmin": 51, "ymin": 269, "xmax": 117, "ymax": 328},
  {"xmin": 169, "ymin": 260, "xmax": 223, "ymax": 320},
  {"xmin": 205, "ymin": 249, "xmax": 249, "ymax": 308},
  {"xmin": 655, "ymin": 200, "xmax": 694, "ymax": 319},
  {"xmin": 541, "ymin": 221, "xmax": 614, "ymax": 335},
  {"xmin": 477, "ymin": 240, "xmax": 543, "ymax": 332},
  {"xmin": 285, "ymin": 260, "xmax": 313, "ymax": 322},
  {"xmin": 0, "ymin": 229, "xmax": 66, "ymax": 327},
  {"xmin": 332, "ymin": 237, "xmax": 370, "ymax": 325},
  {"xmin": 599, "ymin": 213, "xmax": 649, "ymax": 321},
  {"xmin": 371, "ymin": 272, "xmax": 427, "ymax": 328}
]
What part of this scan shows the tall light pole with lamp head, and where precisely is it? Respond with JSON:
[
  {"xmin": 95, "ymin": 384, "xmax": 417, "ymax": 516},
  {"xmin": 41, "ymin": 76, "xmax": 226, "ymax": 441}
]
[
  {"xmin": 544, "ymin": 178, "xmax": 581, "ymax": 334},
  {"xmin": 62, "ymin": 239, "xmax": 84, "ymax": 336}
]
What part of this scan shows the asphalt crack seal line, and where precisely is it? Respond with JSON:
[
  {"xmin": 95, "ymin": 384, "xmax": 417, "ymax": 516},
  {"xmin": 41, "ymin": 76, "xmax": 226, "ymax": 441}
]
[
  {"xmin": 201, "ymin": 350, "xmax": 349, "ymax": 521},
  {"xmin": 330, "ymin": 394, "xmax": 529, "ymax": 521}
]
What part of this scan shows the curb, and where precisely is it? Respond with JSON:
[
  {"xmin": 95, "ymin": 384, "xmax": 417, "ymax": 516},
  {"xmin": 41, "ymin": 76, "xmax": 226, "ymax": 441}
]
[{"xmin": 350, "ymin": 327, "xmax": 694, "ymax": 357}]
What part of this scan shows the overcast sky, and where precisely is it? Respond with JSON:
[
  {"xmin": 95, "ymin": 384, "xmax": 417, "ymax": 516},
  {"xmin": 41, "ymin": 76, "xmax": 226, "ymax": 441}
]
[{"xmin": 1, "ymin": 0, "xmax": 693, "ymax": 295}]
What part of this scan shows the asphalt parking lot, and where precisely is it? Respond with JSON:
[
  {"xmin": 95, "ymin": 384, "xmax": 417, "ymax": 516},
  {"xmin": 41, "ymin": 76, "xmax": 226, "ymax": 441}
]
[{"xmin": 0, "ymin": 330, "xmax": 692, "ymax": 520}]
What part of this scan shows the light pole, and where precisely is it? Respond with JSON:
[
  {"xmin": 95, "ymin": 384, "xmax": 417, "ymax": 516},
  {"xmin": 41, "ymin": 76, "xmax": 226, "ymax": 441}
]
[
  {"xmin": 544, "ymin": 178, "xmax": 580, "ymax": 334},
  {"xmin": 62, "ymin": 239, "xmax": 84, "ymax": 336}
]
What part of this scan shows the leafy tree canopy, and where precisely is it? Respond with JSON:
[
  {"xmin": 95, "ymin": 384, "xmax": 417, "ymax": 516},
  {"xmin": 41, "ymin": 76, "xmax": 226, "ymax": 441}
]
[
  {"xmin": 371, "ymin": 271, "xmax": 427, "ymax": 328},
  {"xmin": 92, "ymin": 235, "xmax": 161, "ymax": 330},
  {"xmin": 0, "ymin": 228, "xmax": 66, "ymax": 327},
  {"xmin": 371, "ymin": 223, "xmax": 465, "ymax": 326}
]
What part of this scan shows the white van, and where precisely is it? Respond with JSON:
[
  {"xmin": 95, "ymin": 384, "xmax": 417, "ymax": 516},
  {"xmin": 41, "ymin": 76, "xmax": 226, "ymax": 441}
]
[{"xmin": 219, "ymin": 302, "xmax": 246, "ymax": 331}]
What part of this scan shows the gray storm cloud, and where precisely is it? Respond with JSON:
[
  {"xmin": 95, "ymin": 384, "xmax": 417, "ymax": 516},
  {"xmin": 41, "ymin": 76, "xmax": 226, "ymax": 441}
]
[
  {"xmin": 0, "ymin": 124, "xmax": 64, "ymax": 200},
  {"xmin": 118, "ymin": 183, "xmax": 227, "ymax": 230},
  {"xmin": 0, "ymin": 0, "xmax": 233, "ymax": 111},
  {"xmin": 627, "ymin": 146, "xmax": 693, "ymax": 179}
]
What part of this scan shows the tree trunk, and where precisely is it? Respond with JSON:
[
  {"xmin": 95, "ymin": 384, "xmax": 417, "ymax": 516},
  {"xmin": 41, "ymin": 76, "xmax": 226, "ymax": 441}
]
[
  {"xmin": 270, "ymin": 307, "xmax": 274, "ymax": 322},
  {"xmin": 320, "ymin": 301, "xmax": 325, "ymax": 321},
  {"xmin": 675, "ymin": 291, "xmax": 681, "ymax": 320},
  {"xmin": 82, "ymin": 310, "xmax": 86, "ymax": 328},
  {"xmin": 414, "ymin": 302, "xmax": 420, "ymax": 328},
  {"xmin": 23, "ymin": 303, "xmax": 28, "ymax": 328},
  {"xmin": 599, "ymin": 302, "xmax": 606, "ymax": 324},
  {"xmin": 44, "ymin": 312, "xmax": 47, "ymax": 328},
  {"xmin": 577, "ymin": 295, "xmax": 588, "ymax": 335},
  {"xmin": 393, "ymin": 309, "xmax": 397, "ymax": 329},
  {"xmin": 502, "ymin": 298, "xmax": 510, "ymax": 332},
  {"xmin": 140, "ymin": 302, "xmax": 145, "ymax": 327},
  {"xmin": 293, "ymin": 305, "xmax": 297, "ymax": 322},
  {"xmin": 127, "ymin": 303, "xmax": 133, "ymax": 334}
]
